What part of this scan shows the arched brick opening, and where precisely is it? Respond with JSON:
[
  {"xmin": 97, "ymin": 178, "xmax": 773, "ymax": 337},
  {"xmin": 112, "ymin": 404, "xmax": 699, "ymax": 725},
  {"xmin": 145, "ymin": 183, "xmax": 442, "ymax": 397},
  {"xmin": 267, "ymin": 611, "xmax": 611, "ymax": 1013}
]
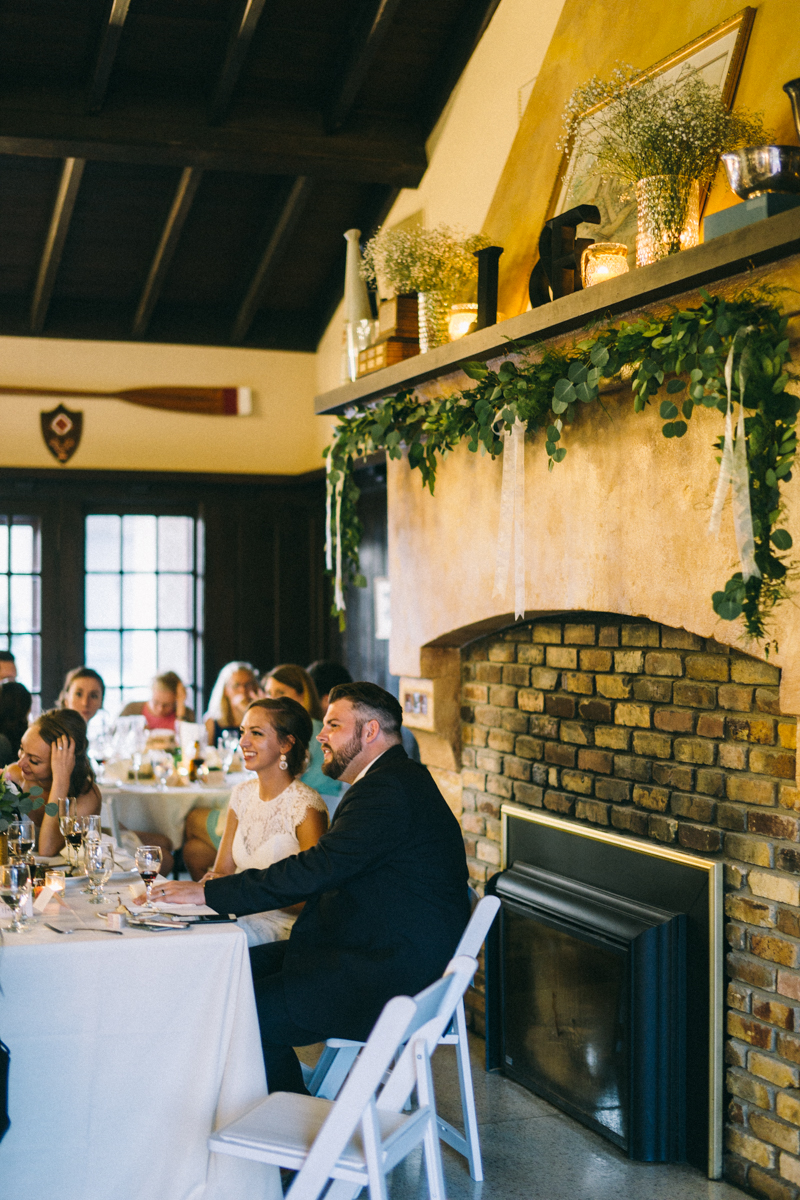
[{"xmin": 457, "ymin": 613, "xmax": 800, "ymax": 1195}]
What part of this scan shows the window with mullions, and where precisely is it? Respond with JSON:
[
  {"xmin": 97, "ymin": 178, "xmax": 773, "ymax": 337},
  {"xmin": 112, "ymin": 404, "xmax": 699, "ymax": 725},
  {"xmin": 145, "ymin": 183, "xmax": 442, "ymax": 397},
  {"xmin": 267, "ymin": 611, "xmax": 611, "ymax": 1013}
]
[
  {"xmin": 84, "ymin": 515, "xmax": 204, "ymax": 719},
  {"xmin": 0, "ymin": 516, "xmax": 42, "ymax": 711}
]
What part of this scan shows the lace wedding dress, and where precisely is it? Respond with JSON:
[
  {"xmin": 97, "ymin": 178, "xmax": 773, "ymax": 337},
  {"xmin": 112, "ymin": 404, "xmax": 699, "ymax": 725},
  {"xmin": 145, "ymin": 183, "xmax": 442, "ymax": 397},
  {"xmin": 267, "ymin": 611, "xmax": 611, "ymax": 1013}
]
[{"xmin": 229, "ymin": 776, "xmax": 327, "ymax": 947}]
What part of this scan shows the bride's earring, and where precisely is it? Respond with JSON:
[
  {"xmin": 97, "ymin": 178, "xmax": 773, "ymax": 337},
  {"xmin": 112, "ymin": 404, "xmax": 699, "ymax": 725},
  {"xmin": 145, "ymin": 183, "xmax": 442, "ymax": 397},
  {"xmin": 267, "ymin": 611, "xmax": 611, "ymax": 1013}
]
[{"xmin": 279, "ymin": 753, "xmax": 288, "ymax": 771}]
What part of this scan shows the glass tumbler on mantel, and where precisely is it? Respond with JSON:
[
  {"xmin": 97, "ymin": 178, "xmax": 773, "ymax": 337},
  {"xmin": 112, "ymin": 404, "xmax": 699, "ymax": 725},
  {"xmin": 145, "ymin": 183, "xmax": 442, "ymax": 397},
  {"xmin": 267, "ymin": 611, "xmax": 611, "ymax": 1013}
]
[
  {"xmin": 635, "ymin": 176, "xmax": 700, "ymax": 267},
  {"xmin": 417, "ymin": 290, "xmax": 452, "ymax": 354}
]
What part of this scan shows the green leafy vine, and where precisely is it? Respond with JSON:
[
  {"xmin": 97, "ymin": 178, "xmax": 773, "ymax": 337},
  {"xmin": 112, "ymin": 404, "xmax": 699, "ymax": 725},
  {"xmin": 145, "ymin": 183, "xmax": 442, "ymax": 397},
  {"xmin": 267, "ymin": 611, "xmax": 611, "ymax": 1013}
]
[{"xmin": 326, "ymin": 288, "xmax": 798, "ymax": 644}]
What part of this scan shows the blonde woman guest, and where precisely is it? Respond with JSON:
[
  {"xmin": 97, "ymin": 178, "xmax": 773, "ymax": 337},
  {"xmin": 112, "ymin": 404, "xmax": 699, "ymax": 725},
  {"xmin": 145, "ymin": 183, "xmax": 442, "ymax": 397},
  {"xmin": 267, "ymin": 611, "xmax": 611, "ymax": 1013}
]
[
  {"xmin": 155, "ymin": 697, "xmax": 328, "ymax": 946},
  {"xmin": 119, "ymin": 671, "xmax": 194, "ymax": 730},
  {"xmin": 180, "ymin": 662, "xmax": 262, "ymax": 880},
  {"xmin": 4, "ymin": 708, "xmax": 101, "ymax": 856}
]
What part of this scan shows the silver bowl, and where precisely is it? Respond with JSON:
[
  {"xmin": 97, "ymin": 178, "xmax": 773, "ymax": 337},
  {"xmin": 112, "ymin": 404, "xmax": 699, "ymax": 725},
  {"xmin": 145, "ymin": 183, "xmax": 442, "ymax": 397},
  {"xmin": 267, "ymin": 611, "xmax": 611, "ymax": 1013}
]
[{"xmin": 721, "ymin": 145, "xmax": 800, "ymax": 199}]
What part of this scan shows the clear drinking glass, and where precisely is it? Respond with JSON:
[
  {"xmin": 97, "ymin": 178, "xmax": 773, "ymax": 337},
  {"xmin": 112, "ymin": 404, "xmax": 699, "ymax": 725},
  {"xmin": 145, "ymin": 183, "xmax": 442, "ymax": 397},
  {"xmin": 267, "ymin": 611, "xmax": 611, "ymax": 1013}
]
[
  {"xmin": 135, "ymin": 845, "xmax": 162, "ymax": 910},
  {"xmin": 0, "ymin": 862, "xmax": 30, "ymax": 932},
  {"xmin": 152, "ymin": 752, "xmax": 171, "ymax": 790},
  {"xmin": 79, "ymin": 815, "xmax": 103, "ymax": 892},
  {"xmin": 8, "ymin": 816, "xmax": 35, "ymax": 867},
  {"xmin": 220, "ymin": 731, "xmax": 239, "ymax": 774},
  {"xmin": 85, "ymin": 842, "xmax": 114, "ymax": 904},
  {"xmin": 58, "ymin": 797, "xmax": 80, "ymax": 872}
]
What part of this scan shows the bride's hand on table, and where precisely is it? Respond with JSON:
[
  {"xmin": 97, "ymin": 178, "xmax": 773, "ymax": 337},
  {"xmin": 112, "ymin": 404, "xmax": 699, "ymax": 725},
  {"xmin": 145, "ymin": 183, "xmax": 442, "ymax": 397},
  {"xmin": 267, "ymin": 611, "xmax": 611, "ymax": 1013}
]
[{"xmin": 132, "ymin": 880, "xmax": 207, "ymax": 906}]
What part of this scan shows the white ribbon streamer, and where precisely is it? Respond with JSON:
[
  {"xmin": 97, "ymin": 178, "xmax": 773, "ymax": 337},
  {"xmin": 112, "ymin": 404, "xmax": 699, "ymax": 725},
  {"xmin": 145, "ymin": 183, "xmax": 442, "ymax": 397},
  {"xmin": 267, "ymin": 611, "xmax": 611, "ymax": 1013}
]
[
  {"xmin": 325, "ymin": 447, "xmax": 334, "ymax": 572},
  {"xmin": 708, "ymin": 326, "xmax": 760, "ymax": 581},
  {"xmin": 333, "ymin": 472, "xmax": 345, "ymax": 613},
  {"xmin": 493, "ymin": 417, "xmax": 526, "ymax": 619}
]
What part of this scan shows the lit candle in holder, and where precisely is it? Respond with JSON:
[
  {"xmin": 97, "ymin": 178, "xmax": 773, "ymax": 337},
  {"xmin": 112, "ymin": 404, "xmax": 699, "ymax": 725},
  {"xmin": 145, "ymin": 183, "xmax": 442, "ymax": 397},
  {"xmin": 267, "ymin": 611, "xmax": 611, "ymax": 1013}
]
[
  {"xmin": 45, "ymin": 871, "xmax": 66, "ymax": 894},
  {"xmin": 581, "ymin": 242, "xmax": 630, "ymax": 287}
]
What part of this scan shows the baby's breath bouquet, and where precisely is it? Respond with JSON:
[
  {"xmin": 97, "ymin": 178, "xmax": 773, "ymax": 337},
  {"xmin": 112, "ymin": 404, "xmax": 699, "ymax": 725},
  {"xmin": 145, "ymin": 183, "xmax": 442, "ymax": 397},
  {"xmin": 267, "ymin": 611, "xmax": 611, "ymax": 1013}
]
[
  {"xmin": 361, "ymin": 223, "xmax": 490, "ymax": 351},
  {"xmin": 560, "ymin": 64, "xmax": 767, "ymax": 185},
  {"xmin": 560, "ymin": 65, "xmax": 767, "ymax": 263}
]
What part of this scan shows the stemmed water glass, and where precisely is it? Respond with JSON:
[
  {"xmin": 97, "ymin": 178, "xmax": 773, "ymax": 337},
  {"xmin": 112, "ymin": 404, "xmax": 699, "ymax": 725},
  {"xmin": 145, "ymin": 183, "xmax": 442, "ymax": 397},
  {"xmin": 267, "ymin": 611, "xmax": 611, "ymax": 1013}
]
[
  {"xmin": 135, "ymin": 845, "xmax": 162, "ymax": 910},
  {"xmin": 152, "ymin": 752, "xmax": 172, "ymax": 791},
  {"xmin": 0, "ymin": 862, "xmax": 30, "ymax": 933},
  {"xmin": 219, "ymin": 731, "xmax": 239, "ymax": 774},
  {"xmin": 85, "ymin": 842, "xmax": 114, "ymax": 904},
  {"xmin": 8, "ymin": 815, "xmax": 36, "ymax": 872},
  {"xmin": 78, "ymin": 815, "xmax": 102, "ymax": 892}
]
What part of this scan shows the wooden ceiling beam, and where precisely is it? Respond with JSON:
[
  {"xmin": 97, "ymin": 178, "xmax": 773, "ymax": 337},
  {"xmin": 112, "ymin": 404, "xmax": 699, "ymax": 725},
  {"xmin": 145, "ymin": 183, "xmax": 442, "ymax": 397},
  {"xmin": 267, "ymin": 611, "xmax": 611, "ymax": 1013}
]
[
  {"xmin": 325, "ymin": 0, "xmax": 404, "ymax": 133},
  {"xmin": 87, "ymin": 0, "xmax": 132, "ymax": 113},
  {"xmin": 231, "ymin": 176, "xmax": 313, "ymax": 345},
  {"xmin": 0, "ymin": 106, "xmax": 425, "ymax": 187},
  {"xmin": 209, "ymin": 0, "xmax": 269, "ymax": 124},
  {"xmin": 30, "ymin": 157, "xmax": 86, "ymax": 336},
  {"xmin": 132, "ymin": 167, "xmax": 203, "ymax": 338}
]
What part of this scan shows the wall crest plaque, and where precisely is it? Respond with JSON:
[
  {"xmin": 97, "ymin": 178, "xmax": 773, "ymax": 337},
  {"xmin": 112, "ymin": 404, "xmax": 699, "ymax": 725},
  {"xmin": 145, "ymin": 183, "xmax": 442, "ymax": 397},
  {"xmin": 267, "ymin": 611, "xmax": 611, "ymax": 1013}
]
[{"xmin": 40, "ymin": 403, "xmax": 82, "ymax": 463}]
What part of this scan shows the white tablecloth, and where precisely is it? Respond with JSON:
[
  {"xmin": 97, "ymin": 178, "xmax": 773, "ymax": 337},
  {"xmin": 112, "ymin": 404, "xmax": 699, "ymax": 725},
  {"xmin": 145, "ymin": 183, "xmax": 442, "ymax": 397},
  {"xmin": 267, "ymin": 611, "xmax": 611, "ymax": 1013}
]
[
  {"xmin": 0, "ymin": 895, "xmax": 281, "ymax": 1200},
  {"xmin": 101, "ymin": 778, "xmax": 240, "ymax": 849}
]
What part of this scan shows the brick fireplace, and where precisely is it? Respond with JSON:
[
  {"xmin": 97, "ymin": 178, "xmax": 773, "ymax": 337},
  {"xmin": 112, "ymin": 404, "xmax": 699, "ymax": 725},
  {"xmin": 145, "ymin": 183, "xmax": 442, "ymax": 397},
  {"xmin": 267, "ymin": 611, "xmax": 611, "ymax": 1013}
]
[{"xmin": 459, "ymin": 612, "xmax": 800, "ymax": 1196}]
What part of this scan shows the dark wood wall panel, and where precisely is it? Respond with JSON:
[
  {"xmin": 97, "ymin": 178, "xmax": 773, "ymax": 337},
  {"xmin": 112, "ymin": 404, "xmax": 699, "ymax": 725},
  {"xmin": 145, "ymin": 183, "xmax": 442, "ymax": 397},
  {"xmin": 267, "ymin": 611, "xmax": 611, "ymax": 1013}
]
[{"xmin": 0, "ymin": 467, "xmax": 340, "ymax": 709}]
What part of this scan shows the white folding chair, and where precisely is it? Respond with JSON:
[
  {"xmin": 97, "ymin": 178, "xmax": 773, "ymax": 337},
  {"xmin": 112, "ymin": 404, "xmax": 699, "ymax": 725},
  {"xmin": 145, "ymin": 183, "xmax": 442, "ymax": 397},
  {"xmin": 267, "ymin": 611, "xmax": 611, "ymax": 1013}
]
[
  {"xmin": 101, "ymin": 792, "xmax": 123, "ymax": 847},
  {"xmin": 209, "ymin": 954, "xmax": 478, "ymax": 1200},
  {"xmin": 305, "ymin": 894, "xmax": 500, "ymax": 1182}
]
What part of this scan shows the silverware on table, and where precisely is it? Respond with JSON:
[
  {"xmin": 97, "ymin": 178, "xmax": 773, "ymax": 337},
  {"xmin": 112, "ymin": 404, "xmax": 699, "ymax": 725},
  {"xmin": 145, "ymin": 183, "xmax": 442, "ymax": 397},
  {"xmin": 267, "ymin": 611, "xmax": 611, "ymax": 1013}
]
[{"xmin": 45, "ymin": 923, "xmax": 123, "ymax": 936}]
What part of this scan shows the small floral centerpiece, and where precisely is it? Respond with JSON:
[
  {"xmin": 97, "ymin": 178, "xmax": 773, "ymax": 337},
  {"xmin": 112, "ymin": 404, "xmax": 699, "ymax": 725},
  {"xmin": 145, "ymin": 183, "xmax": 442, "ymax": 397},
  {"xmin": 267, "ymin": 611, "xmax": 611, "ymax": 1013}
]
[
  {"xmin": 560, "ymin": 65, "xmax": 768, "ymax": 265},
  {"xmin": 0, "ymin": 776, "xmax": 47, "ymax": 834},
  {"xmin": 361, "ymin": 223, "xmax": 490, "ymax": 351}
]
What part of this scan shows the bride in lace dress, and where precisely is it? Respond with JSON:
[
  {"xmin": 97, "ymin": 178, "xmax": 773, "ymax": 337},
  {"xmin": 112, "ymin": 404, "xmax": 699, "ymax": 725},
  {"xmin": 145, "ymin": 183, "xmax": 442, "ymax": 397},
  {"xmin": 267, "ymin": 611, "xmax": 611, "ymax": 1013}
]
[{"xmin": 203, "ymin": 696, "xmax": 328, "ymax": 946}]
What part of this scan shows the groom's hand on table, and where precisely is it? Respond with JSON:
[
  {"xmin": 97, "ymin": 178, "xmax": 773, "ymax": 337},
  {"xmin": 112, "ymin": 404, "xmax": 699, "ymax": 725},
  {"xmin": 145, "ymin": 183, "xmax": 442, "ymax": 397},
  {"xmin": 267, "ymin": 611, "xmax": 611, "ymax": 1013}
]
[{"xmin": 132, "ymin": 880, "xmax": 207, "ymax": 905}]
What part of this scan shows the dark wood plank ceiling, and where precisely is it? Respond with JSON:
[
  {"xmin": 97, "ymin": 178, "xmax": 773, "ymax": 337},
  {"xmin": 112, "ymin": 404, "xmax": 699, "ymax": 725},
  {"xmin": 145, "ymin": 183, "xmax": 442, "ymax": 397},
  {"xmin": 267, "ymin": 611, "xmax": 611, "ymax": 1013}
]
[{"xmin": 0, "ymin": 0, "xmax": 500, "ymax": 351}]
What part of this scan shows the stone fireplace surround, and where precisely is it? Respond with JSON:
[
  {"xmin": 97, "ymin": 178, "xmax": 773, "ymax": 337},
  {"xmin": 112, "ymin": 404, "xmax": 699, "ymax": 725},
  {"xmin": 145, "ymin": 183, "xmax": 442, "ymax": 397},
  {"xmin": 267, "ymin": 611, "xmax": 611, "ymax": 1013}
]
[{"xmin": 460, "ymin": 613, "xmax": 800, "ymax": 1199}]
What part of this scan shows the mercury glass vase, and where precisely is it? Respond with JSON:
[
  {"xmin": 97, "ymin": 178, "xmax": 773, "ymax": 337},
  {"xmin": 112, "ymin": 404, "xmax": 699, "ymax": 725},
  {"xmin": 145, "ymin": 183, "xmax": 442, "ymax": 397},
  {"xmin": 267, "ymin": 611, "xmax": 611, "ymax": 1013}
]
[
  {"xmin": 635, "ymin": 176, "xmax": 700, "ymax": 267},
  {"xmin": 418, "ymin": 290, "xmax": 451, "ymax": 353}
]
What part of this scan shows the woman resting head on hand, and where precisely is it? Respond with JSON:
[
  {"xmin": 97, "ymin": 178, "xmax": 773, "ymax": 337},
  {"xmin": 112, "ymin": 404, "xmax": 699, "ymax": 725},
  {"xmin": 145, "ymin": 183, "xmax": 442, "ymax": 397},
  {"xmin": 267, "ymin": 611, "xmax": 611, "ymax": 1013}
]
[
  {"xmin": 153, "ymin": 696, "xmax": 329, "ymax": 944},
  {"xmin": 203, "ymin": 661, "xmax": 262, "ymax": 747},
  {"xmin": 60, "ymin": 666, "xmax": 105, "ymax": 726},
  {"xmin": 5, "ymin": 708, "xmax": 100, "ymax": 857}
]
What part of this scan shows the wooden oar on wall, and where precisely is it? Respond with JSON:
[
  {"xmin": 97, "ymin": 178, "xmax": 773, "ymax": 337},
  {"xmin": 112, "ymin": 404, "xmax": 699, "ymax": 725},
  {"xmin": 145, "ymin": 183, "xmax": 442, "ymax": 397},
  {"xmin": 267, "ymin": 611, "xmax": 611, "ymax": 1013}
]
[{"xmin": 0, "ymin": 384, "xmax": 253, "ymax": 415}]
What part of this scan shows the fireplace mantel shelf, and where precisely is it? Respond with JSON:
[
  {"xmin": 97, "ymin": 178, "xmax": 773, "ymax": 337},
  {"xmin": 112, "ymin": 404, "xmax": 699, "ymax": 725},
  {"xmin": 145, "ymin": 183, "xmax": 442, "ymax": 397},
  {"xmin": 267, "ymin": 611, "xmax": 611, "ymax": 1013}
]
[{"xmin": 315, "ymin": 206, "xmax": 800, "ymax": 416}]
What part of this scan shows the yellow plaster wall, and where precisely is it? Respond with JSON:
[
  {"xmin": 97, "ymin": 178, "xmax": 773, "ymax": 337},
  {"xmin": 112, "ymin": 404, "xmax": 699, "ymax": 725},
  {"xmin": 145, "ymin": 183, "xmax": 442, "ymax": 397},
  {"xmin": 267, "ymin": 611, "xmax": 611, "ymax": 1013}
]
[
  {"xmin": 387, "ymin": 268, "xmax": 800, "ymax": 712},
  {"xmin": 0, "ymin": 335, "xmax": 333, "ymax": 475},
  {"xmin": 485, "ymin": 0, "xmax": 800, "ymax": 319}
]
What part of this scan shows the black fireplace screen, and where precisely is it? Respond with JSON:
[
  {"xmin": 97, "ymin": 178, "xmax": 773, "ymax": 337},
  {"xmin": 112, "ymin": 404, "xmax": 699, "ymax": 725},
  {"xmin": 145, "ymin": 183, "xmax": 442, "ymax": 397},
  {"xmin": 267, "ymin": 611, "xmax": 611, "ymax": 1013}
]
[
  {"xmin": 490, "ymin": 862, "xmax": 686, "ymax": 1162},
  {"xmin": 504, "ymin": 913, "xmax": 629, "ymax": 1142}
]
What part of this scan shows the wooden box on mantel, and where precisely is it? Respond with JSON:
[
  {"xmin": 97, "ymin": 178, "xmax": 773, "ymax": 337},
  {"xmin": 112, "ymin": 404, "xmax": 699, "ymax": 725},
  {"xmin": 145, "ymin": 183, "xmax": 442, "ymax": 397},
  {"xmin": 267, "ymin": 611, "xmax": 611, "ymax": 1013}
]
[
  {"xmin": 377, "ymin": 294, "xmax": 419, "ymax": 342},
  {"xmin": 357, "ymin": 338, "xmax": 420, "ymax": 377}
]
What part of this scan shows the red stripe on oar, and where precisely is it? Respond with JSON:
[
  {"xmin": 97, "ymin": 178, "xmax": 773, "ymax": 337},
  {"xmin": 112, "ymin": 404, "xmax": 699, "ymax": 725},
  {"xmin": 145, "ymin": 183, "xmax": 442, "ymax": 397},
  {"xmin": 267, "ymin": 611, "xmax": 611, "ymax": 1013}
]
[{"xmin": 222, "ymin": 388, "xmax": 238, "ymax": 414}]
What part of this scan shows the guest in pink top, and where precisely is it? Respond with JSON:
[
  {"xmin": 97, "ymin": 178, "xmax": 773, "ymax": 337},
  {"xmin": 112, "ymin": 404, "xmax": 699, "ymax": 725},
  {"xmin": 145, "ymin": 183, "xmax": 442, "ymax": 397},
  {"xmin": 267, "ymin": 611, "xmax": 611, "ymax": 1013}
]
[{"xmin": 119, "ymin": 671, "xmax": 195, "ymax": 731}]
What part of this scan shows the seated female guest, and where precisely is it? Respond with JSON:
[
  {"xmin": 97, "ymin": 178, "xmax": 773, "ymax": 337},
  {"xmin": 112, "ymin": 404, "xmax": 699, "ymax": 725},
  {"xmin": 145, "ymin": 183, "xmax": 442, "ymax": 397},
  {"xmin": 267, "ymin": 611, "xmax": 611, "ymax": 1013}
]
[
  {"xmin": 59, "ymin": 666, "xmax": 106, "ymax": 729},
  {"xmin": 203, "ymin": 661, "xmax": 261, "ymax": 746},
  {"xmin": 0, "ymin": 680, "xmax": 32, "ymax": 768},
  {"xmin": 119, "ymin": 671, "xmax": 194, "ymax": 731},
  {"xmin": 164, "ymin": 697, "xmax": 328, "ymax": 946},
  {"xmin": 262, "ymin": 664, "xmax": 343, "ymax": 809},
  {"xmin": 4, "ymin": 709, "xmax": 100, "ymax": 856}
]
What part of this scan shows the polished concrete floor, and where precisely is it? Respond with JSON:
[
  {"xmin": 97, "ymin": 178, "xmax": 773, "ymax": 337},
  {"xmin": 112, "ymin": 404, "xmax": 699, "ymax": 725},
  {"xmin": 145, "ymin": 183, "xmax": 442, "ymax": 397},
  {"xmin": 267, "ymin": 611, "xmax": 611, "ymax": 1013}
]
[{"xmin": 301, "ymin": 1033, "xmax": 750, "ymax": 1200}]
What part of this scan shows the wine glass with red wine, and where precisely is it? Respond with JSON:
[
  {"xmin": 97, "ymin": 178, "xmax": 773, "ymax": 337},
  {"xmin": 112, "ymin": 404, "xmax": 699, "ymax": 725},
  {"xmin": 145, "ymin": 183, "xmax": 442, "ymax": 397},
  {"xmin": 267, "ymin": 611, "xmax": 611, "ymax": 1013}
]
[{"xmin": 135, "ymin": 845, "xmax": 163, "ymax": 910}]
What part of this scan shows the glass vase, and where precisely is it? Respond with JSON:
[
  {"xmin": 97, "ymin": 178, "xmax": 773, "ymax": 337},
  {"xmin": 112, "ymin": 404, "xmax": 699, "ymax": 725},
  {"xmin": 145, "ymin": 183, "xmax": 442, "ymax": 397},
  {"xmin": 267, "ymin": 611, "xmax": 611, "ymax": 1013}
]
[
  {"xmin": 418, "ymin": 290, "xmax": 451, "ymax": 353},
  {"xmin": 635, "ymin": 176, "xmax": 700, "ymax": 267}
]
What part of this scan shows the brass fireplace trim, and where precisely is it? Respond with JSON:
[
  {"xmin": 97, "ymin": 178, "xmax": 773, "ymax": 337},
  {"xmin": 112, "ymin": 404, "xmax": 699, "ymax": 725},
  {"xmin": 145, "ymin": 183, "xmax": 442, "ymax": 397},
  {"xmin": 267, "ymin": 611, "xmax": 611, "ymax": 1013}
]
[{"xmin": 500, "ymin": 803, "xmax": 724, "ymax": 1179}]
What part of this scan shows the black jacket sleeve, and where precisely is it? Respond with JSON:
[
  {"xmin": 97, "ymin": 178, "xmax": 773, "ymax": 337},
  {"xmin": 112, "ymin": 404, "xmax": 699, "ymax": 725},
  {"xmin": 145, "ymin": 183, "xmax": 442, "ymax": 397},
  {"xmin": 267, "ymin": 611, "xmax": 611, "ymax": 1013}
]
[{"xmin": 204, "ymin": 774, "xmax": 408, "ymax": 917}]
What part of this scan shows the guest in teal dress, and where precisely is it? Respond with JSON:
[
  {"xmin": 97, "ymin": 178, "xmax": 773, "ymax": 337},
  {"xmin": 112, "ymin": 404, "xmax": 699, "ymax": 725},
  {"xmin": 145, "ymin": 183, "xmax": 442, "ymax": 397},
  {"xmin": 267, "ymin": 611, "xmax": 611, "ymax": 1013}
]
[{"xmin": 262, "ymin": 663, "xmax": 346, "ymax": 815}]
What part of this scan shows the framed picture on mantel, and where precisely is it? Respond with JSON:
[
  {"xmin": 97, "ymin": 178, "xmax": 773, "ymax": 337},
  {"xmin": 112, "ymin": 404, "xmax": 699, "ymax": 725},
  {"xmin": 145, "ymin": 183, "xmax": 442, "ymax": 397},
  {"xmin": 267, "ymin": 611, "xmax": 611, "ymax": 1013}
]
[{"xmin": 549, "ymin": 8, "xmax": 756, "ymax": 266}]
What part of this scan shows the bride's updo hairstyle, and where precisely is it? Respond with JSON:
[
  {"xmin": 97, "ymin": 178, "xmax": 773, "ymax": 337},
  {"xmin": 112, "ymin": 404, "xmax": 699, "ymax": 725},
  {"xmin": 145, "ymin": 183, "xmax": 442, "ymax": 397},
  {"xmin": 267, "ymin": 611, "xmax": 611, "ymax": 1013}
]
[
  {"xmin": 245, "ymin": 697, "xmax": 312, "ymax": 776},
  {"xmin": 34, "ymin": 708, "xmax": 95, "ymax": 796}
]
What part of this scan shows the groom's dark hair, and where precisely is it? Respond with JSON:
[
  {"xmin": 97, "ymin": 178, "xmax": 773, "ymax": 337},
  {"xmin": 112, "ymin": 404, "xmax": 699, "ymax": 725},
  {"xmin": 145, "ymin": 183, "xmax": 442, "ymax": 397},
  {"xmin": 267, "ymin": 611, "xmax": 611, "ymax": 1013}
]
[{"xmin": 328, "ymin": 682, "xmax": 403, "ymax": 737}]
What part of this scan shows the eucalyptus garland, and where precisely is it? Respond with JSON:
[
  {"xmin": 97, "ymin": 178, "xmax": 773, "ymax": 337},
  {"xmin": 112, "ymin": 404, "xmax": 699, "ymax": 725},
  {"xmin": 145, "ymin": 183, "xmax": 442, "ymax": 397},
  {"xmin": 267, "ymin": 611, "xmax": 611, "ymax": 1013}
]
[{"xmin": 326, "ymin": 288, "xmax": 797, "ymax": 644}]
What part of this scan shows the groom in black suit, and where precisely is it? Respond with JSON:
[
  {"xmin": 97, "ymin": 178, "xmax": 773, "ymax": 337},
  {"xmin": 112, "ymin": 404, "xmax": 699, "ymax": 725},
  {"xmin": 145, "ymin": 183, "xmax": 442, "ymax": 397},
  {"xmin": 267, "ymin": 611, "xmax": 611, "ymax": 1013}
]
[{"xmin": 203, "ymin": 681, "xmax": 470, "ymax": 1093}]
